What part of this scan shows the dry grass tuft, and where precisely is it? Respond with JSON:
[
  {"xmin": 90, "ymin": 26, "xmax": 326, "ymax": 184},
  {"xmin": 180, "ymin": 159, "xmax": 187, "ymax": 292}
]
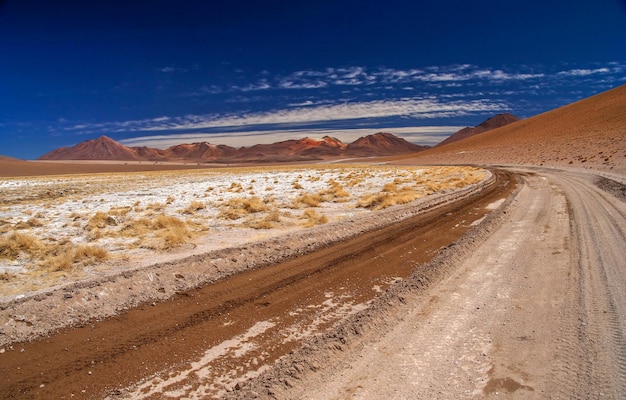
[
  {"xmin": 219, "ymin": 196, "xmax": 268, "ymax": 220},
  {"xmin": 293, "ymin": 193, "xmax": 322, "ymax": 208},
  {"xmin": 45, "ymin": 242, "xmax": 108, "ymax": 272},
  {"xmin": 183, "ymin": 200, "xmax": 206, "ymax": 214},
  {"xmin": 244, "ymin": 209, "xmax": 281, "ymax": 230},
  {"xmin": 319, "ymin": 179, "xmax": 350, "ymax": 202},
  {"xmin": 121, "ymin": 214, "xmax": 195, "ymax": 250},
  {"xmin": 227, "ymin": 182, "xmax": 244, "ymax": 193},
  {"xmin": 0, "ymin": 231, "xmax": 108, "ymax": 272},
  {"xmin": 14, "ymin": 218, "xmax": 44, "ymax": 230},
  {"xmin": 0, "ymin": 232, "xmax": 42, "ymax": 259},
  {"xmin": 300, "ymin": 209, "xmax": 328, "ymax": 228},
  {"xmin": 357, "ymin": 188, "xmax": 421, "ymax": 210},
  {"xmin": 87, "ymin": 212, "xmax": 116, "ymax": 230}
]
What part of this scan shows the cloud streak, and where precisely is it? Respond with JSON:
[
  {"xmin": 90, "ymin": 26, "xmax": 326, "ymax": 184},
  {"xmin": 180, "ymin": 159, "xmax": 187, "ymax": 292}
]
[
  {"xmin": 119, "ymin": 126, "xmax": 462, "ymax": 149},
  {"xmin": 208, "ymin": 62, "xmax": 625, "ymax": 96},
  {"xmin": 66, "ymin": 98, "xmax": 508, "ymax": 135}
]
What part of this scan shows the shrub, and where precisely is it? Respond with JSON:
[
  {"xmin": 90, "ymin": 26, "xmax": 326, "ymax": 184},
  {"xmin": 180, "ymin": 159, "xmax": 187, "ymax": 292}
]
[{"xmin": 244, "ymin": 210, "xmax": 280, "ymax": 230}]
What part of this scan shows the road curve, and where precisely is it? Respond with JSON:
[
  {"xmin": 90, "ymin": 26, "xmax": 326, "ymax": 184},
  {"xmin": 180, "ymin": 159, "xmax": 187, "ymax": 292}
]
[{"xmin": 247, "ymin": 167, "xmax": 626, "ymax": 400}]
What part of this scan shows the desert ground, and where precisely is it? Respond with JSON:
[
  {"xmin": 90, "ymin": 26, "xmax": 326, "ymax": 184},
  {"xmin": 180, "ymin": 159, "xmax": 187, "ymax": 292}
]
[{"xmin": 1, "ymin": 86, "xmax": 625, "ymax": 399}]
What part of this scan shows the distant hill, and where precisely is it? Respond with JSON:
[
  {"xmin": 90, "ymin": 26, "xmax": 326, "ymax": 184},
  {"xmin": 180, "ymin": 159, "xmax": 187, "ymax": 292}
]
[
  {"xmin": 437, "ymin": 113, "xmax": 520, "ymax": 147},
  {"xmin": 399, "ymin": 84, "xmax": 626, "ymax": 174},
  {"xmin": 38, "ymin": 132, "xmax": 427, "ymax": 163},
  {"xmin": 347, "ymin": 132, "xmax": 427, "ymax": 156},
  {"xmin": 39, "ymin": 136, "xmax": 138, "ymax": 161}
]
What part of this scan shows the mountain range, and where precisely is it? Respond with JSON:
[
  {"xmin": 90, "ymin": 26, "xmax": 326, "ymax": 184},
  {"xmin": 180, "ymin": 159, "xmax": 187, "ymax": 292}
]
[
  {"xmin": 2, "ymin": 84, "xmax": 624, "ymax": 177},
  {"xmin": 38, "ymin": 132, "xmax": 428, "ymax": 163}
]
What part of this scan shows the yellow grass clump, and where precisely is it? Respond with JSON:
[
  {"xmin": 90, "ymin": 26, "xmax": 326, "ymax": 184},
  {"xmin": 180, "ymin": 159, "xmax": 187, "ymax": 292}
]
[
  {"xmin": 319, "ymin": 179, "xmax": 350, "ymax": 202},
  {"xmin": 45, "ymin": 243, "xmax": 108, "ymax": 272},
  {"xmin": 357, "ymin": 186, "xmax": 421, "ymax": 210},
  {"xmin": 87, "ymin": 212, "xmax": 116, "ymax": 230},
  {"xmin": 121, "ymin": 214, "xmax": 195, "ymax": 250},
  {"xmin": 227, "ymin": 182, "xmax": 244, "ymax": 193},
  {"xmin": 0, "ymin": 232, "xmax": 108, "ymax": 272},
  {"xmin": 14, "ymin": 218, "xmax": 44, "ymax": 230},
  {"xmin": 300, "ymin": 209, "xmax": 328, "ymax": 228},
  {"xmin": 292, "ymin": 193, "xmax": 322, "ymax": 208},
  {"xmin": 0, "ymin": 232, "xmax": 42, "ymax": 260},
  {"xmin": 219, "ymin": 196, "xmax": 268, "ymax": 220},
  {"xmin": 183, "ymin": 200, "xmax": 206, "ymax": 214},
  {"xmin": 244, "ymin": 209, "xmax": 282, "ymax": 230}
]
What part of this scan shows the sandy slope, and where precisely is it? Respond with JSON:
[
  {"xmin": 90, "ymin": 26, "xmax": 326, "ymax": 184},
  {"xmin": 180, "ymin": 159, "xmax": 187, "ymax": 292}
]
[{"xmin": 399, "ymin": 84, "xmax": 626, "ymax": 175}]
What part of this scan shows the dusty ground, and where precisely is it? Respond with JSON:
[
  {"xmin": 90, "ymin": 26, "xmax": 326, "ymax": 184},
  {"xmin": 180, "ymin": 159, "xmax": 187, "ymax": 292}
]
[
  {"xmin": 0, "ymin": 165, "xmax": 485, "ymax": 296},
  {"xmin": 226, "ymin": 166, "xmax": 626, "ymax": 400},
  {"xmin": 1, "ymin": 163, "xmax": 625, "ymax": 399},
  {"xmin": 0, "ymin": 167, "xmax": 506, "ymax": 399},
  {"xmin": 0, "ymin": 163, "xmax": 626, "ymax": 399}
]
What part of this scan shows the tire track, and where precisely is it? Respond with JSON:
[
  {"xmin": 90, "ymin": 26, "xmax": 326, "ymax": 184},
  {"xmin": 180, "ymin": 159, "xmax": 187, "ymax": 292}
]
[{"xmin": 547, "ymin": 171, "xmax": 626, "ymax": 399}]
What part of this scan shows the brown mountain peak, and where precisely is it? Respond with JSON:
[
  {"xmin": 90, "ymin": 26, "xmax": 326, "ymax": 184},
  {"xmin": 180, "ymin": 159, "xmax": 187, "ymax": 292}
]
[
  {"xmin": 38, "ymin": 135, "xmax": 139, "ymax": 161},
  {"xmin": 437, "ymin": 113, "xmax": 521, "ymax": 147},
  {"xmin": 347, "ymin": 132, "xmax": 428, "ymax": 156}
]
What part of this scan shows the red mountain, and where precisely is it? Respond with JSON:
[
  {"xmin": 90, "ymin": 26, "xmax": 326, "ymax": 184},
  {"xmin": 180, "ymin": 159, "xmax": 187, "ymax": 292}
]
[
  {"xmin": 39, "ymin": 136, "xmax": 140, "ymax": 160},
  {"xmin": 38, "ymin": 132, "xmax": 427, "ymax": 163},
  {"xmin": 347, "ymin": 132, "xmax": 428, "ymax": 156},
  {"xmin": 233, "ymin": 136, "xmax": 349, "ymax": 161},
  {"xmin": 437, "ymin": 113, "xmax": 520, "ymax": 147},
  {"xmin": 163, "ymin": 142, "xmax": 238, "ymax": 160}
]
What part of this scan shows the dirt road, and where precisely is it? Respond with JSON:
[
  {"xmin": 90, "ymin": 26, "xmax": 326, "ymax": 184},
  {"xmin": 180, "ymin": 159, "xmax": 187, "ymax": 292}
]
[
  {"xmin": 253, "ymin": 168, "xmax": 626, "ymax": 399},
  {"xmin": 0, "ymin": 171, "xmax": 514, "ymax": 399},
  {"xmin": 1, "ymin": 167, "xmax": 624, "ymax": 400}
]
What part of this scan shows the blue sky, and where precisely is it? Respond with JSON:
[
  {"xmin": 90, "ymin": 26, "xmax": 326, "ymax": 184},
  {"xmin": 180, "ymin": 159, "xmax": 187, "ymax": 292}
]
[{"xmin": 1, "ymin": 0, "xmax": 625, "ymax": 159}]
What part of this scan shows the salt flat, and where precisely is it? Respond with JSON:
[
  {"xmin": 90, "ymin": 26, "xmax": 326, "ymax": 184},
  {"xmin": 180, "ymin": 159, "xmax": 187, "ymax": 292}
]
[{"xmin": 0, "ymin": 164, "xmax": 486, "ymax": 296}]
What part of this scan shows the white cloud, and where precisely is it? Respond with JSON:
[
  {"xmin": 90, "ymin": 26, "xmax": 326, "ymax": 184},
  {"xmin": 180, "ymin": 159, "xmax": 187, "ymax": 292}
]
[
  {"xmin": 119, "ymin": 126, "xmax": 463, "ymax": 149},
  {"xmin": 557, "ymin": 68, "xmax": 611, "ymax": 76},
  {"xmin": 278, "ymin": 80, "xmax": 328, "ymax": 89},
  {"xmin": 65, "ymin": 98, "xmax": 508, "ymax": 136},
  {"xmin": 234, "ymin": 80, "xmax": 272, "ymax": 92},
  {"xmin": 133, "ymin": 98, "xmax": 508, "ymax": 132}
]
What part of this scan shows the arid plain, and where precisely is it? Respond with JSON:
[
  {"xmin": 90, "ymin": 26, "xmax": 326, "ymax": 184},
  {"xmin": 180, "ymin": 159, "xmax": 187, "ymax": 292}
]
[{"xmin": 0, "ymin": 84, "xmax": 625, "ymax": 399}]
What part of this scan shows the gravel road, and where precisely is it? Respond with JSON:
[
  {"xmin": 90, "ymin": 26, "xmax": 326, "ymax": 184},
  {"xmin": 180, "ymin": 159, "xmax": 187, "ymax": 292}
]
[
  {"xmin": 245, "ymin": 167, "xmax": 626, "ymax": 400},
  {"xmin": 1, "ymin": 167, "xmax": 624, "ymax": 400}
]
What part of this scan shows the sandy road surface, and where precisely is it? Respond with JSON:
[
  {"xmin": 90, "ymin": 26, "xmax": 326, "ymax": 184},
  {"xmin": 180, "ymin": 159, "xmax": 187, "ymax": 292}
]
[
  {"xmin": 1, "ymin": 167, "xmax": 624, "ymax": 400},
  {"xmin": 261, "ymin": 168, "xmax": 626, "ymax": 400}
]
